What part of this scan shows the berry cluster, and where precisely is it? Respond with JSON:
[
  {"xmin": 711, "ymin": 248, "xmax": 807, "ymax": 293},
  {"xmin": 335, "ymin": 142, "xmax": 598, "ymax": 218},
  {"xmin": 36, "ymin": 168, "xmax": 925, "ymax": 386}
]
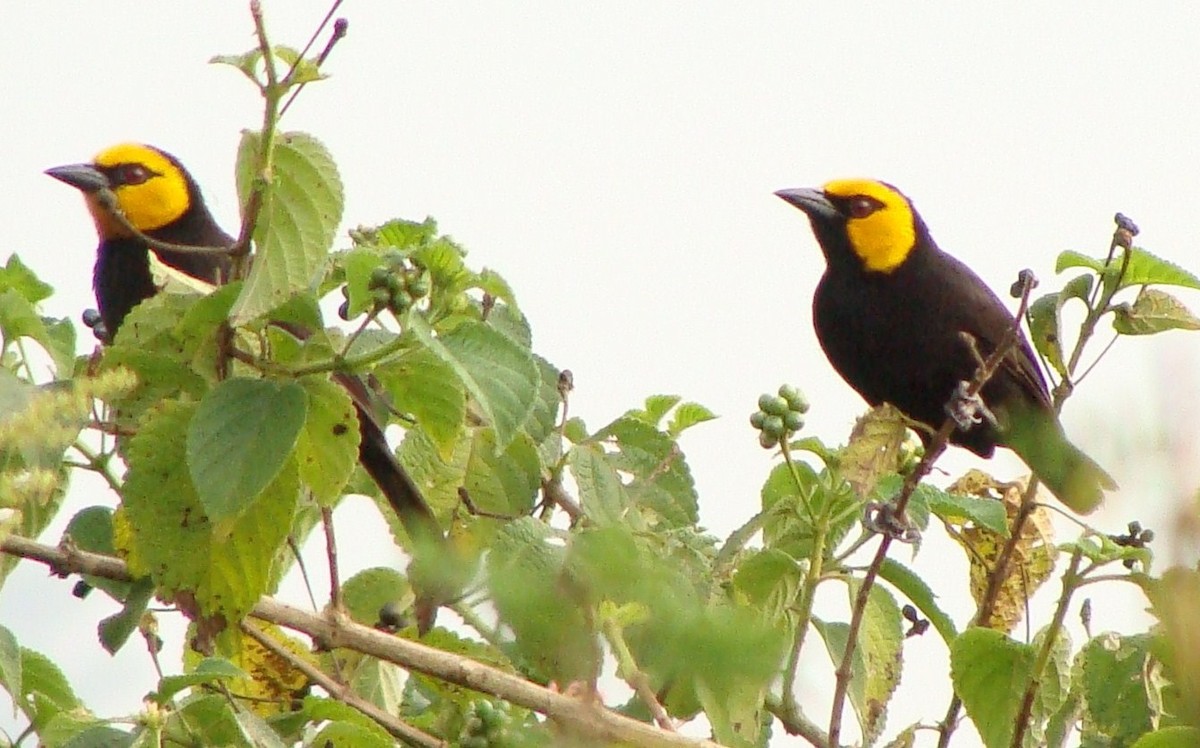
[
  {"xmin": 458, "ymin": 700, "xmax": 514, "ymax": 748},
  {"xmin": 750, "ymin": 384, "xmax": 809, "ymax": 448},
  {"xmin": 1110, "ymin": 520, "xmax": 1155, "ymax": 569},
  {"xmin": 338, "ymin": 251, "xmax": 431, "ymax": 320}
]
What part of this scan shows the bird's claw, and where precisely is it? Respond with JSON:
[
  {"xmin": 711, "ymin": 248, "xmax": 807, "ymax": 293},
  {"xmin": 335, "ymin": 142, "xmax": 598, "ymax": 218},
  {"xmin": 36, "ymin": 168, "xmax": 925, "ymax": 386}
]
[
  {"xmin": 945, "ymin": 381, "xmax": 996, "ymax": 431},
  {"xmin": 863, "ymin": 501, "xmax": 921, "ymax": 544}
]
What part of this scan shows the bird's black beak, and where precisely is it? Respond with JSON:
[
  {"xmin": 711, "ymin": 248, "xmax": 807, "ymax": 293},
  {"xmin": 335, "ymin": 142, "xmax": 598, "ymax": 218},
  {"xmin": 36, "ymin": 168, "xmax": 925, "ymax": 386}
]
[
  {"xmin": 774, "ymin": 187, "xmax": 840, "ymax": 222},
  {"xmin": 45, "ymin": 163, "xmax": 110, "ymax": 193}
]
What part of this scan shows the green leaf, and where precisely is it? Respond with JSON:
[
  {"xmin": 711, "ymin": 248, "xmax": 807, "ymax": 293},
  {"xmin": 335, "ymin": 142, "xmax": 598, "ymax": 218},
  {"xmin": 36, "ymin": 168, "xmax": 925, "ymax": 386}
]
[
  {"xmin": 377, "ymin": 345, "xmax": 466, "ymax": 458},
  {"xmin": 166, "ymin": 694, "xmax": 246, "ymax": 748},
  {"xmin": 210, "ymin": 48, "xmax": 264, "ymax": 82},
  {"xmin": 187, "ymin": 377, "xmax": 307, "ymax": 523},
  {"xmin": 0, "ymin": 289, "xmax": 46, "ymax": 349},
  {"xmin": 878, "ymin": 558, "xmax": 958, "ymax": 644},
  {"xmin": 465, "ymin": 429, "xmax": 541, "ymax": 517},
  {"xmin": 1106, "ymin": 246, "xmax": 1200, "ymax": 292},
  {"xmin": 1131, "ymin": 728, "xmax": 1200, "ymax": 748},
  {"xmin": 472, "ymin": 268, "xmax": 520, "ymax": 309},
  {"xmin": 1027, "ymin": 292, "xmax": 1067, "ymax": 377},
  {"xmin": 1112, "ymin": 287, "xmax": 1200, "ymax": 335},
  {"xmin": 410, "ymin": 316, "xmax": 538, "ymax": 450},
  {"xmin": 310, "ymin": 722, "xmax": 395, "ymax": 748},
  {"xmin": 762, "ymin": 461, "xmax": 857, "ymax": 559},
  {"xmin": 926, "ymin": 487, "xmax": 1008, "ymax": 535},
  {"xmin": 340, "ymin": 567, "xmax": 412, "ymax": 628},
  {"xmin": 732, "ymin": 549, "xmax": 802, "ymax": 626},
  {"xmin": 1026, "ymin": 626, "xmax": 1072, "ymax": 748},
  {"xmin": 1056, "ymin": 250, "xmax": 1104, "ymax": 273},
  {"xmin": 155, "ymin": 658, "xmax": 246, "ymax": 704},
  {"xmin": 231, "ymin": 131, "xmax": 344, "ymax": 325},
  {"xmin": 0, "ymin": 625, "xmax": 20, "ymax": 708},
  {"xmin": 1079, "ymin": 633, "xmax": 1155, "ymax": 743},
  {"xmin": 295, "ymin": 377, "xmax": 360, "ymax": 505},
  {"xmin": 124, "ymin": 400, "xmax": 299, "ymax": 627},
  {"xmin": 487, "ymin": 518, "xmax": 595, "ymax": 683},
  {"xmin": 818, "ymin": 583, "xmax": 903, "ymax": 745},
  {"xmin": 626, "ymin": 395, "xmax": 681, "ymax": 428},
  {"xmin": 668, "ymin": 401, "xmax": 717, "ymax": 437},
  {"xmin": 950, "ymin": 628, "xmax": 1035, "ymax": 748},
  {"xmin": 19, "ymin": 647, "xmax": 79, "ymax": 729},
  {"xmin": 0, "ymin": 254, "xmax": 53, "ymax": 303},
  {"xmin": 524, "ymin": 355, "xmax": 563, "ymax": 448},
  {"xmin": 338, "ymin": 247, "xmax": 385, "ymax": 319},
  {"xmin": 40, "ymin": 316, "xmax": 77, "ymax": 378},
  {"xmin": 591, "ymin": 416, "xmax": 700, "ymax": 527},
  {"xmin": 303, "ymin": 697, "xmax": 397, "ymax": 747},
  {"xmin": 568, "ymin": 442, "xmax": 631, "ymax": 526}
]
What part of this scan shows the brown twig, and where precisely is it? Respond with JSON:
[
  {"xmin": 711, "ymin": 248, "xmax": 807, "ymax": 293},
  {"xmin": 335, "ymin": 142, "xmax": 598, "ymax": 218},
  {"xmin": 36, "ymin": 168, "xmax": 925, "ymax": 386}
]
[
  {"xmin": 541, "ymin": 476, "xmax": 584, "ymax": 523},
  {"xmin": 239, "ymin": 620, "xmax": 444, "ymax": 748},
  {"xmin": 279, "ymin": 4, "xmax": 348, "ymax": 118},
  {"xmin": 1, "ymin": 536, "xmax": 728, "ymax": 748},
  {"xmin": 827, "ymin": 272, "xmax": 1038, "ymax": 747},
  {"xmin": 93, "ymin": 190, "xmax": 233, "ymax": 257},
  {"xmin": 321, "ymin": 507, "xmax": 342, "ymax": 610}
]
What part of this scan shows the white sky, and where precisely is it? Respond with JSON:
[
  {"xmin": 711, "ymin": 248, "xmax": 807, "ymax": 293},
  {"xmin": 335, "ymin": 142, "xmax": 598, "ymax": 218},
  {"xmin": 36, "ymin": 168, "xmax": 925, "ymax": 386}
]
[{"xmin": 3, "ymin": 3, "xmax": 1200, "ymax": 746}]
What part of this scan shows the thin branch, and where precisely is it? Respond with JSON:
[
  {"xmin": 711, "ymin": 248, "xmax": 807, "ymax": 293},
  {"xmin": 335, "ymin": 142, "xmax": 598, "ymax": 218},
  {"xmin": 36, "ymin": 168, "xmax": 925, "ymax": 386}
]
[
  {"xmin": 93, "ymin": 190, "xmax": 232, "ymax": 257},
  {"xmin": 280, "ymin": 8, "xmax": 348, "ymax": 117},
  {"xmin": 765, "ymin": 695, "xmax": 834, "ymax": 748},
  {"xmin": 1, "ymin": 536, "xmax": 730, "ymax": 748},
  {"xmin": 601, "ymin": 615, "xmax": 674, "ymax": 731},
  {"xmin": 240, "ymin": 620, "xmax": 443, "ymax": 748},
  {"xmin": 828, "ymin": 272, "xmax": 1038, "ymax": 747},
  {"xmin": 541, "ymin": 476, "xmax": 584, "ymax": 523},
  {"xmin": 1010, "ymin": 548, "xmax": 1083, "ymax": 747},
  {"xmin": 322, "ymin": 507, "xmax": 342, "ymax": 610}
]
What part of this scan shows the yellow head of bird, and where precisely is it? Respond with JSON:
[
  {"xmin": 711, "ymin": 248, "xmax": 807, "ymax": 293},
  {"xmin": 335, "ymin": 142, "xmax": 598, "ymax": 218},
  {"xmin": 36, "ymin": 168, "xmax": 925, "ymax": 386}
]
[
  {"xmin": 821, "ymin": 179, "xmax": 917, "ymax": 273},
  {"xmin": 46, "ymin": 143, "xmax": 192, "ymax": 239}
]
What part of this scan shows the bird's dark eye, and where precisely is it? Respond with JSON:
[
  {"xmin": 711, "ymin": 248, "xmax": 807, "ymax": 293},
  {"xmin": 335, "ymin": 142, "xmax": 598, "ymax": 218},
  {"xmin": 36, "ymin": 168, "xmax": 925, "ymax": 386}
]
[
  {"xmin": 846, "ymin": 196, "xmax": 884, "ymax": 219},
  {"xmin": 116, "ymin": 164, "xmax": 153, "ymax": 186}
]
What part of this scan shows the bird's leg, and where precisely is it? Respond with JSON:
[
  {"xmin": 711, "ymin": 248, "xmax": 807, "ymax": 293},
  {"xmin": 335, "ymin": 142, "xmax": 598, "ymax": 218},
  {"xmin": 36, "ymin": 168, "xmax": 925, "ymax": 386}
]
[
  {"xmin": 863, "ymin": 501, "xmax": 921, "ymax": 544},
  {"xmin": 945, "ymin": 380, "xmax": 998, "ymax": 431}
]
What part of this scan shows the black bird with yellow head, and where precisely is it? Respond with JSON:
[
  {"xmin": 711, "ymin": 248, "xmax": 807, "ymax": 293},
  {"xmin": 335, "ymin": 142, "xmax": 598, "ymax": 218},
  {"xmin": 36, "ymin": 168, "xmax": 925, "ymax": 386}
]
[
  {"xmin": 46, "ymin": 143, "xmax": 231, "ymax": 339},
  {"xmin": 776, "ymin": 179, "xmax": 1115, "ymax": 513},
  {"xmin": 47, "ymin": 143, "xmax": 446, "ymax": 626}
]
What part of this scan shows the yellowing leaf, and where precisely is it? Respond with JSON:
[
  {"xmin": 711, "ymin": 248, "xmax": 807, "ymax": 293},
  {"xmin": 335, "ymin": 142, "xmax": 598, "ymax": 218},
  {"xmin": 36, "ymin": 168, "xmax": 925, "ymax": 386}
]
[
  {"xmin": 947, "ymin": 480, "xmax": 1055, "ymax": 631},
  {"xmin": 841, "ymin": 404, "xmax": 909, "ymax": 498}
]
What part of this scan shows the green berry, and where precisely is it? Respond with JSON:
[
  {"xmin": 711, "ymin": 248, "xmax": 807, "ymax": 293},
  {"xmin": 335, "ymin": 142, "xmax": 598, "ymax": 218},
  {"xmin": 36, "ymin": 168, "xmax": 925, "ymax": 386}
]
[
  {"xmin": 408, "ymin": 274, "xmax": 431, "ymax": 298},
  {"xmin": 388, "ymin": 294, "xmax": 413, "ymax": 314},
  {"xmin": 478, "ymin": 703, "xmax": 506, "ymax": 730},
  {"xmin": 784, "ymin": 411, "xmax": 805, "ymax": 432},
  {"xmin": 762, "ymin": 415, "xmax": 785, "ymax": 437},
  {"xmin": 749, "ymin": 411, "xmax": 767, "ymax": 429},
  {"xmin": 369, "ymin": 267, "xmax": 391, "ymax": 288},
  {"xmin": 371, "ymin": 287, "xmax": 392, "ymax": 307},
  {"xmin": 759, "ymin": 394, "xmax": 789, "ymax": 416},
  {"xmin": 758, "ymin": 431, "xmax": 779, "ymax": 449},
  {"xmin": 779, "ymin": 384, "xmax": 809, "ymax": 413}
]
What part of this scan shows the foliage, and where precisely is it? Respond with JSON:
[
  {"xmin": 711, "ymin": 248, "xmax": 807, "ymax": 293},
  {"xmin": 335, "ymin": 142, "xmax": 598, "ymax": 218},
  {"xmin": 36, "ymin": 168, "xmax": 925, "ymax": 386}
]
[{"xmin": 1, "ymin": 8, "xmax": 1199, "ymax": 748}]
